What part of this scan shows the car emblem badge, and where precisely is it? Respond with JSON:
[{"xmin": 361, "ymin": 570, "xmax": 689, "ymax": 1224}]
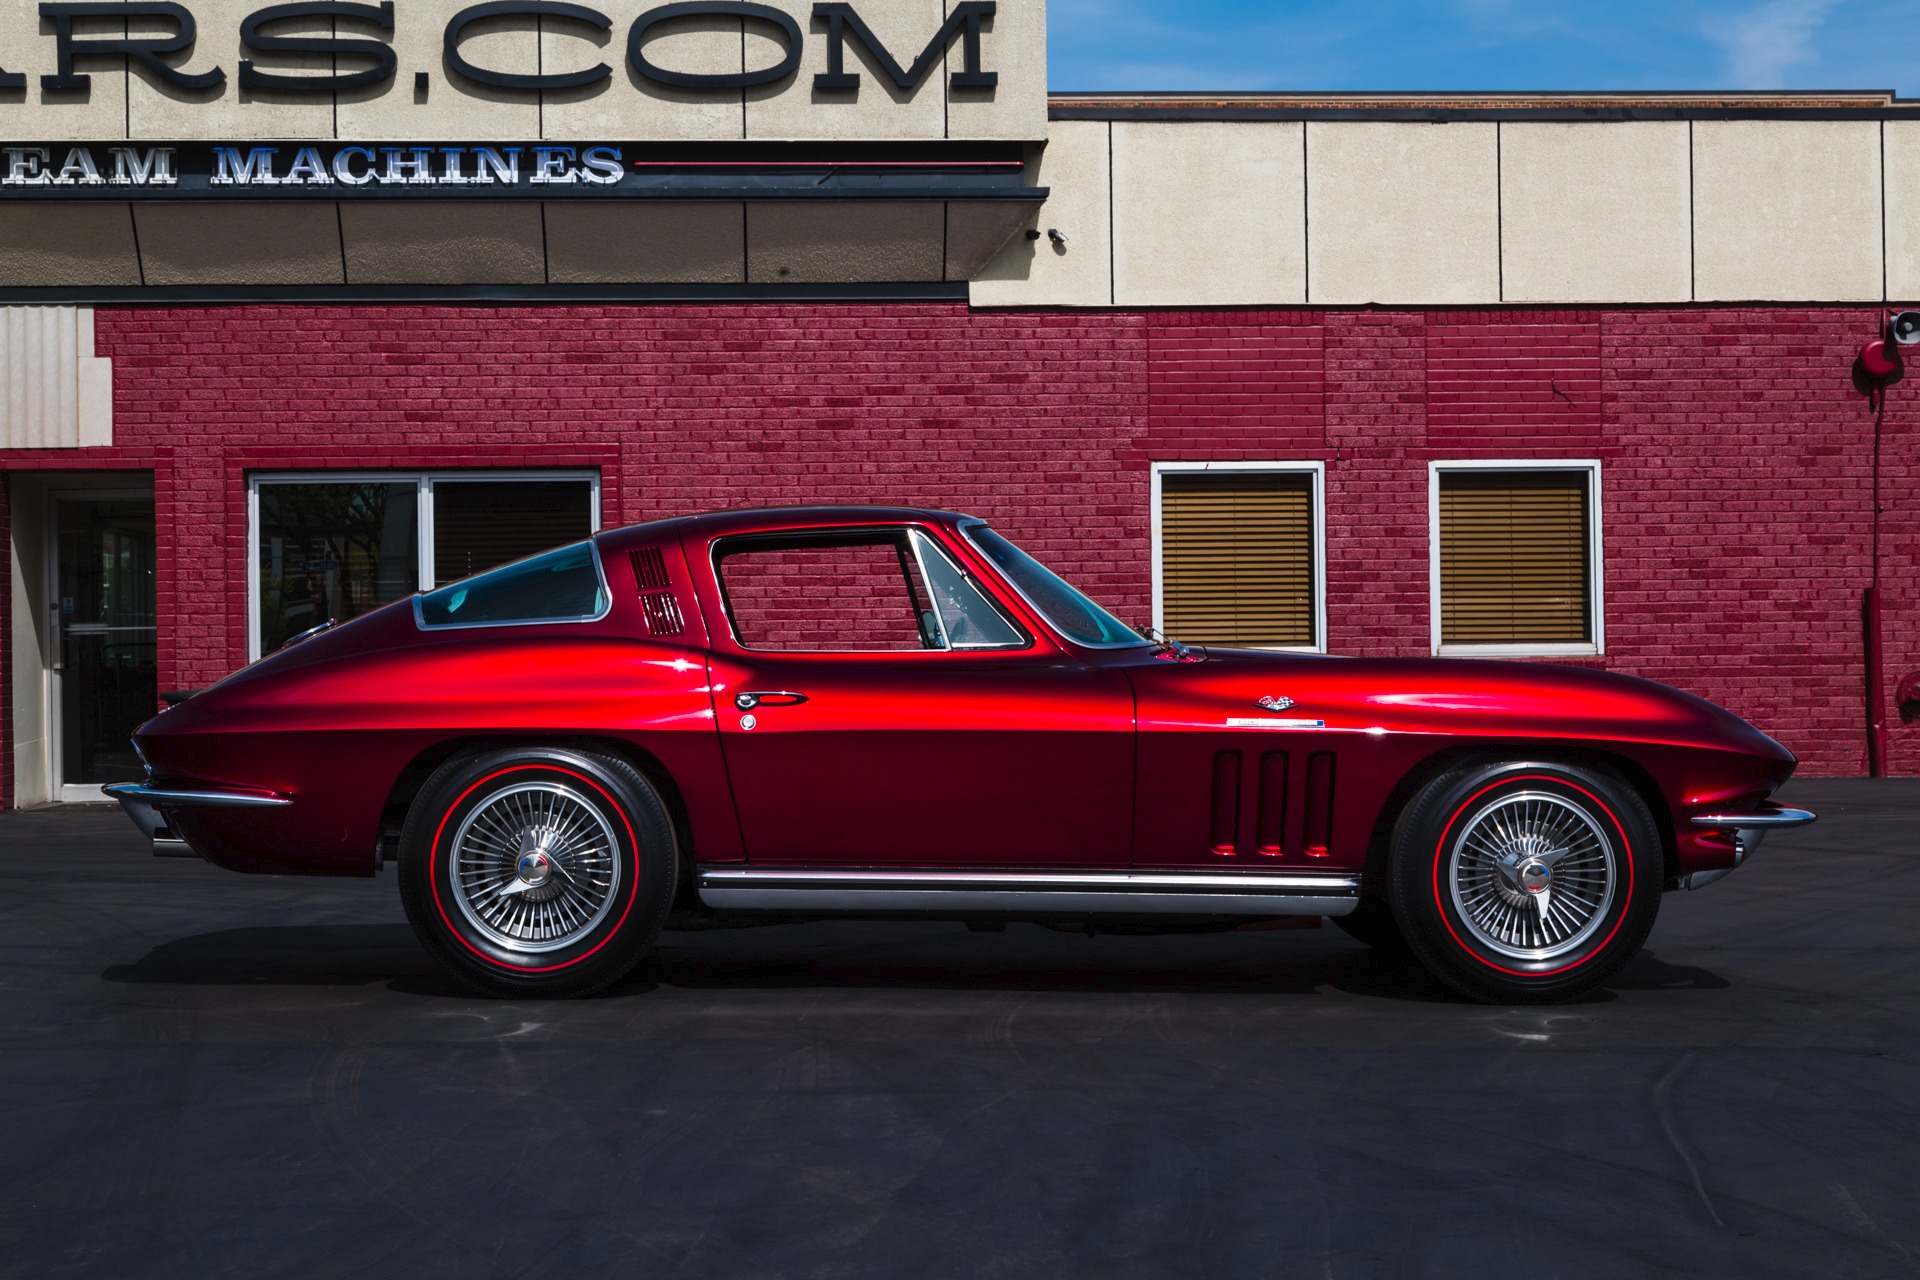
[{"xmin": 1256, "ymin": 695, "xmax": 1295, "ymax": 711}]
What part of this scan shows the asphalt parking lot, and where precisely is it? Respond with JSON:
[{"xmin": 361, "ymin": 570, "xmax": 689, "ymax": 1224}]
[{"xmin": 2, "ymin": 779, "xmax": 1915, "ymax": 1279}]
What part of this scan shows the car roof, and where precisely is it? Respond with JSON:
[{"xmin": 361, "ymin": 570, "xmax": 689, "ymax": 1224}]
[{"xmin": 595, "ymin": 505, "xmax": 975, "ymax": 551}]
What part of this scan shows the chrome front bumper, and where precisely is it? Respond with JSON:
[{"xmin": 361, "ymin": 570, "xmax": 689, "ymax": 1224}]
[
  {"xmin": 101, "ymin": 782, "xmax": 292, "ymax": 859},
  {"xmin": 1680, "ymin": 806, "xmax": 1817, "ymax": 890}
]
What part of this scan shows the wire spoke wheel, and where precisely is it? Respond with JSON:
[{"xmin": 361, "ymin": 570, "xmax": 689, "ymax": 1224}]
[
  {"xmin": 1447, "ymin": 790, "xmax": 1617, "ymax": 962},
  {"xmin": 449, "ymin": 781, "xmax": 621, "ymax": 954}
]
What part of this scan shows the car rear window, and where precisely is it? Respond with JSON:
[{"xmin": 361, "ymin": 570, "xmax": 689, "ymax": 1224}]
[{"xmin": 415, "ymin": 540, "xmax": 609, "ymax": 629}]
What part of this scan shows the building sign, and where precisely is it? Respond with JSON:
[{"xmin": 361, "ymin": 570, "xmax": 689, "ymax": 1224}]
[
  {"xmin": 0, "ymin": 139, "xmax": 1031, "ymax": 198},
  {"xmin": 0, "ymin": 1, "xmax": 997, "ymax": 98}
]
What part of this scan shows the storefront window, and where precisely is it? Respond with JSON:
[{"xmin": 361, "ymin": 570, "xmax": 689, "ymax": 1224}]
[
  {"xmin": 433, "ymin": 481, "xmax": 594, "ymax": 588},
  {"xmin": 257, "ymin": 482, "xmax": 418, "ymax": 654},
  {"xmin": 252, "ymin": 472, "xmax": 598, "ymax": 657}
]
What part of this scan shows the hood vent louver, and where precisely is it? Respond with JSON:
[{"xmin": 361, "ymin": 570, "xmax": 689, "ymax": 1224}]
[{"xmin": 629, "ymin": 547, "xmax": 685, "ymax": 637}]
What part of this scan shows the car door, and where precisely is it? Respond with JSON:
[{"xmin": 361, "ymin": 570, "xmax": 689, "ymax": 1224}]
[{"xmin": 694, "ymin": 524, "xmax": 1135, "ymax": 868}]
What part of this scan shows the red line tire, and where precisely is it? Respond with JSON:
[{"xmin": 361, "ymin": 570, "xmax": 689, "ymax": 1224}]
[
  {"xmin": 397, "ymin": 747, "xmax": 676, "ymax": 999},
  {"xmin": 1387, "ymin": 760, "xmax": 1662, "ymax": 1004}
]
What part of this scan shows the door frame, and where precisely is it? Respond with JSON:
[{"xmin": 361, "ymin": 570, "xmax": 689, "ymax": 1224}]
[{"xmin": 45, "ymin": 485, "xmax": 156, "ymax": 803}]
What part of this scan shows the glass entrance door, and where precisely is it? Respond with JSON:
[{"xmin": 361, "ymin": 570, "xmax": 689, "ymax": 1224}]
[{"xmin": 51, "ymin": 495, "xmax": 157, "ymax": 795}]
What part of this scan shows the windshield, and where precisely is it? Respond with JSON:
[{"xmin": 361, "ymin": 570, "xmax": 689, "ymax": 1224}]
[{"xmin": 962, "ymin": 524, "xmax": 1147, "ymax": 648}]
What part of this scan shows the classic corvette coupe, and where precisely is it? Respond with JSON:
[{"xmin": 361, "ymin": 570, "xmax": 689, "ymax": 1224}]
[{"xmin": 107, "ymin": 505, "xmax": 1813, "ymax": 1003}]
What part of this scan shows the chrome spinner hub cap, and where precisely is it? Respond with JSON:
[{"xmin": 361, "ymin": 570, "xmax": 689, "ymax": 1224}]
[
  {"xmin": 450, "ymin": 782, "xmax": 621, "ymax": 954},
  {"xmin": 1448, "ymin": 791, "xmax": 1617, "ymax": 961}
]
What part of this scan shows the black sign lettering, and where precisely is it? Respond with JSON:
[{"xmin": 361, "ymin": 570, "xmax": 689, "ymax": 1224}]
[
  {"xmin": 628, "ymin": 2, "xmax": 800, "ymax": 90},
  {"xmin": 443, "ymin": 0, "xmax": 611, "ymax": 92},
  {"xmin": 812, "ymin": 1, "xmax": 996, "ymax": 92},
  {"xmin": 239, "ymin": 0, "xmax": 397, "ymax": 94},
  {"xmin": 39, "ymin": 2, "xmax": 225, "ymax": 92},
  {"xmin": 0, "ymin": 64, "xmax": 24, "ymax": 91}
]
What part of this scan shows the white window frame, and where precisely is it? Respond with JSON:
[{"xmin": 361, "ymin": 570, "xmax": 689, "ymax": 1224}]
[
  {"xmin": 247, "ymin": 469, "xmax": 601, "ymax": 661},
  {"xmin": 1427, "ymin": 459, "xmax": 1603, "ymax": 658},
  {"xmin": 1150, "ymin": 460, "xmax": 1327, "ymax": 655}
]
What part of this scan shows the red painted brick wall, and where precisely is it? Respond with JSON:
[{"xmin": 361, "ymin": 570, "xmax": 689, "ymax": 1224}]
[{"xmin": 0, "ymin": 302, "xmax": 1908, "ymax": 792}]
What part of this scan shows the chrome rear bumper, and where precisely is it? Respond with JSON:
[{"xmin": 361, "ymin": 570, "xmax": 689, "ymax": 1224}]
[
  {"xmin": 102, "ymin": 782, "xmax": 291, "ymax": 859},
  {"xmin": 1681, "ymin": 806, "xmax": 1817, "ymax": 890}
]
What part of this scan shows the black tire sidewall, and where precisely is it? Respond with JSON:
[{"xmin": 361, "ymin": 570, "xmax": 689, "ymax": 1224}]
[
  {"xmin": 1390, "ymin": 761, "xmax": 1660, "ymax": 1002},
  {"xmin": 399, "ymin": 748, "xmax": 675, "ymax": 997}
]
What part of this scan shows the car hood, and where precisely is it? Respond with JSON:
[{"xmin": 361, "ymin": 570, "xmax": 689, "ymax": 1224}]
[{"xmin": 1128, "ymin": 647, "xmax": 1793, "ymax": 763}]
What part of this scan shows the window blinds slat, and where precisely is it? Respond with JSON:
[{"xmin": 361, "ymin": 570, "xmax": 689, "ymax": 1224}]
[
  {"xmin": 1438, "ymin": 472, "xmax": 1591, "ymax": 645},
  {"xmin": 1161, "ymin": 472, "xmax": 1316, "ymax": 647}
]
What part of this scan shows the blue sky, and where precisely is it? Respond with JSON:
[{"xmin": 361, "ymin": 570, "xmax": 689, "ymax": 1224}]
[{"xmin": 1047, "ymin": 1, "xmax": 1920, "ymax": 95}]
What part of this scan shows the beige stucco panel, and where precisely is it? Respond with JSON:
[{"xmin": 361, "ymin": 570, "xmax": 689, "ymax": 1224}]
[
  {"xmin": 1307, "ymin": 121, "xmax": 1499, "ymax": 305},
  {"xmin": 340, "ymin": 201, "xmax": 544, "ymax": 283},
  {"xmin": 135, "ymin": 202, "xmax": 344, "ymax": 283},
  {"xmin": 745, "ymin": 0, "xmax": 945, "ymax": 141},
  {"xmin": 0, "ymin": 204, "xmax": 140, "ymax": 285},
  {"xmin": 544, "ymin": 6, "xmax": 744, "ymax": 141},
  {"xmin": 747, "ymin": 200, "xmax": 942, "ymax": 282},
  {"xmin": 336, "ymin": 8, "xmax": 539, "ymax": 141},
  {"xmin": 1693, "ymin": 120, "xmax": 1882, "ymax": 302},
  {"xmin": 0, "ymin": 0, "xmax": 128, "ymax": 140},
  {"xmin": 1879, "ymin": 122, "xmax": 1920, "ymax": 300},
  {"xmin": 1110, "ymin": 120, "xmax": 1304, "ymax": 306},
  {"xmin": 1500, "ymin": 122, "xmax": 1691, "ymax": 303},
  {"xmin": 546, "ymin": 201, "xmax": 745, "ymax": 282},
  {"xmin": 970, "ymin": 123, "xmax": 1111, "ymax": 307},
  {"xmin": 126, "ymin": 0, "xmax": 334, "ymax": 139},
  {"xmin": 944, "ymin": 0, "xmax": 1042, "ymax": 141}
]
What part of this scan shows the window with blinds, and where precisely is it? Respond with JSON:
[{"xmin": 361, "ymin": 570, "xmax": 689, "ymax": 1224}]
[
  {"xmin": 1437, "ymin": 469, "xmax": 1593, "ymax": 647},
  {"xmin": 1159, "ymin": 470, "xmax": 1317, "ymax": 648}
]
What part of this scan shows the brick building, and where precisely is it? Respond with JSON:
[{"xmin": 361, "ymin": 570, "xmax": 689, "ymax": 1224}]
[{"xmin": 1, "ymin": 2, "xmax": 1916, "ymax": 801}]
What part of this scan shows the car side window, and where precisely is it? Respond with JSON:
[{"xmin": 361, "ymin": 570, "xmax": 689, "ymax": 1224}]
[
  {"xmin": 909, "ymin": 531, "xmax": 1026, "ymax": 649},
  {"xmin": 717, "ymin": 535, "xmax": 931, "ymax": 651},
  {"xmin": 715, "ymin": 530, "xmax": 1028, "ymax": 653}
]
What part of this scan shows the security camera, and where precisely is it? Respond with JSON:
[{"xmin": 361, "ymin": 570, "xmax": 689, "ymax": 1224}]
[{"xmin": 1891, "ymin": 311, "xmax": 1920, "ymax": 345}]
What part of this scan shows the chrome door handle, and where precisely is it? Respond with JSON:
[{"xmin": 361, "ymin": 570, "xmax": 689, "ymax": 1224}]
[{"xmin": 734, "ymin": 691, "xmax": 809, "ymax": 710}]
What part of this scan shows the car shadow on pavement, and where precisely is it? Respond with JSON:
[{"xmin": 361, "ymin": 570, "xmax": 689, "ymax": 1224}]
[
  {"xmin": 97, "ymin": 923, "xmax": 1723, "ymax": 1004},
  {"xmin": 102, "ymin": 924, "xmax": 440, "ymax": 988}
]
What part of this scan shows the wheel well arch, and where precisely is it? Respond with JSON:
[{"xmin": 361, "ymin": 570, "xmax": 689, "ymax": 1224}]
[
  {"xmin": 1359, "ymin": 745, "xmax": 1678, "ymax": 896},
  {"xmin": 377, "ymin": 735, "xmax": 698, "ymax": 900}
]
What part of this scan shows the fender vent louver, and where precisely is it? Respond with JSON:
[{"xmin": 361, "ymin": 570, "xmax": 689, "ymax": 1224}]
[
  {"xmin": 629, "ymin": 548, "xmax": 685, "ymax": 636},
  {"xmin": 630, "ymin": 546, "xmax": 672, "ymax": 590}
]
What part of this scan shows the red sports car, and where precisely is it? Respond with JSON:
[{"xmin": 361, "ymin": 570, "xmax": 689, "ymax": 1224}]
[{"xmin": 107, "ymin": 505, "xmax": 1813, "ymax": 1003}]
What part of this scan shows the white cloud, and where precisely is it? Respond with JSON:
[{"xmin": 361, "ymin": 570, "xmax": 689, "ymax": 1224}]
[{"xmin": 1710, "ymin": 0, "xmax": 1840, "ymax": 87}]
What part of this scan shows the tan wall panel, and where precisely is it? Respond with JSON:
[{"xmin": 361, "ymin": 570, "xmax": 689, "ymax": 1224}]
[
  {"xmin": 1880, "ymin": 122, "xmax": 1920, "ymax": 299},
  {"xmin": 1111, "ymin": 120, "xmax": 1303, "ymax": 306},
  {"xmin": 340, "ymin": 201, "xmax": 544, "ymax": 283},
  {"xmin": 0, "ymin": 306, "xmax": 112, "ymax": 448},
  {"xmin": 1693, "ymin": 120, "xmax": 1882, "ymax": 302},
  {"xmin": 1500, "ymin": 122, "xmax": 1691, "ymax": 303},
  {"xmin": 945, "ymin": 0, "xmax": 1042, "ymax": 142},
  {"xmin": 336, "ymin": 8, "xmax": 539, "ymax": 141},
  {"xmin": 544, "ymin": 7, "xmax": 743, "ymax": 141},
  {"xmin": 135, "ymin": 202, "xmax": 344, "ymax": 283},
  {"xmin": 747, "ymin": 200, "xmax": 942, "ymax": 281},
  {"xmin": 746, "ymin": 0, "xmax": 945, "ymax": 141},
  {"xmin": 970, "ymin": 122, "xmax": 1110, "ymax": 307},
  {"xmin": 1306, "ymin": 121, "xmax": 1499, "ymax": 305},
  {"xmin": 545, "ymin": 201, "xmax": 745, "ymax": 282},
  {"xmin": 0, "ymin": 204, "xmax": 140, "ymax": 285},
  {"xmin": 126, "ymin": 0, "xmax": 334, "ymax": 139},
  {"xmin": 0, "ymin": 0, "xmax": 129, "ymax": 140}
]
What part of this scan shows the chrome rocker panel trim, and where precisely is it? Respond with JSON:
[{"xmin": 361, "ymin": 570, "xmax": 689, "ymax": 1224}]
[
  {"xmin": 1681, "ymin": 807, "xmax": 1817, "ymax": 890},
  {"xmin": 697, "ymin": 868, "xmax": 1362, "ymax": 916},
  {"xmin": 102, "ymin": 783, "xmax": 291, "ymax": 859}
]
